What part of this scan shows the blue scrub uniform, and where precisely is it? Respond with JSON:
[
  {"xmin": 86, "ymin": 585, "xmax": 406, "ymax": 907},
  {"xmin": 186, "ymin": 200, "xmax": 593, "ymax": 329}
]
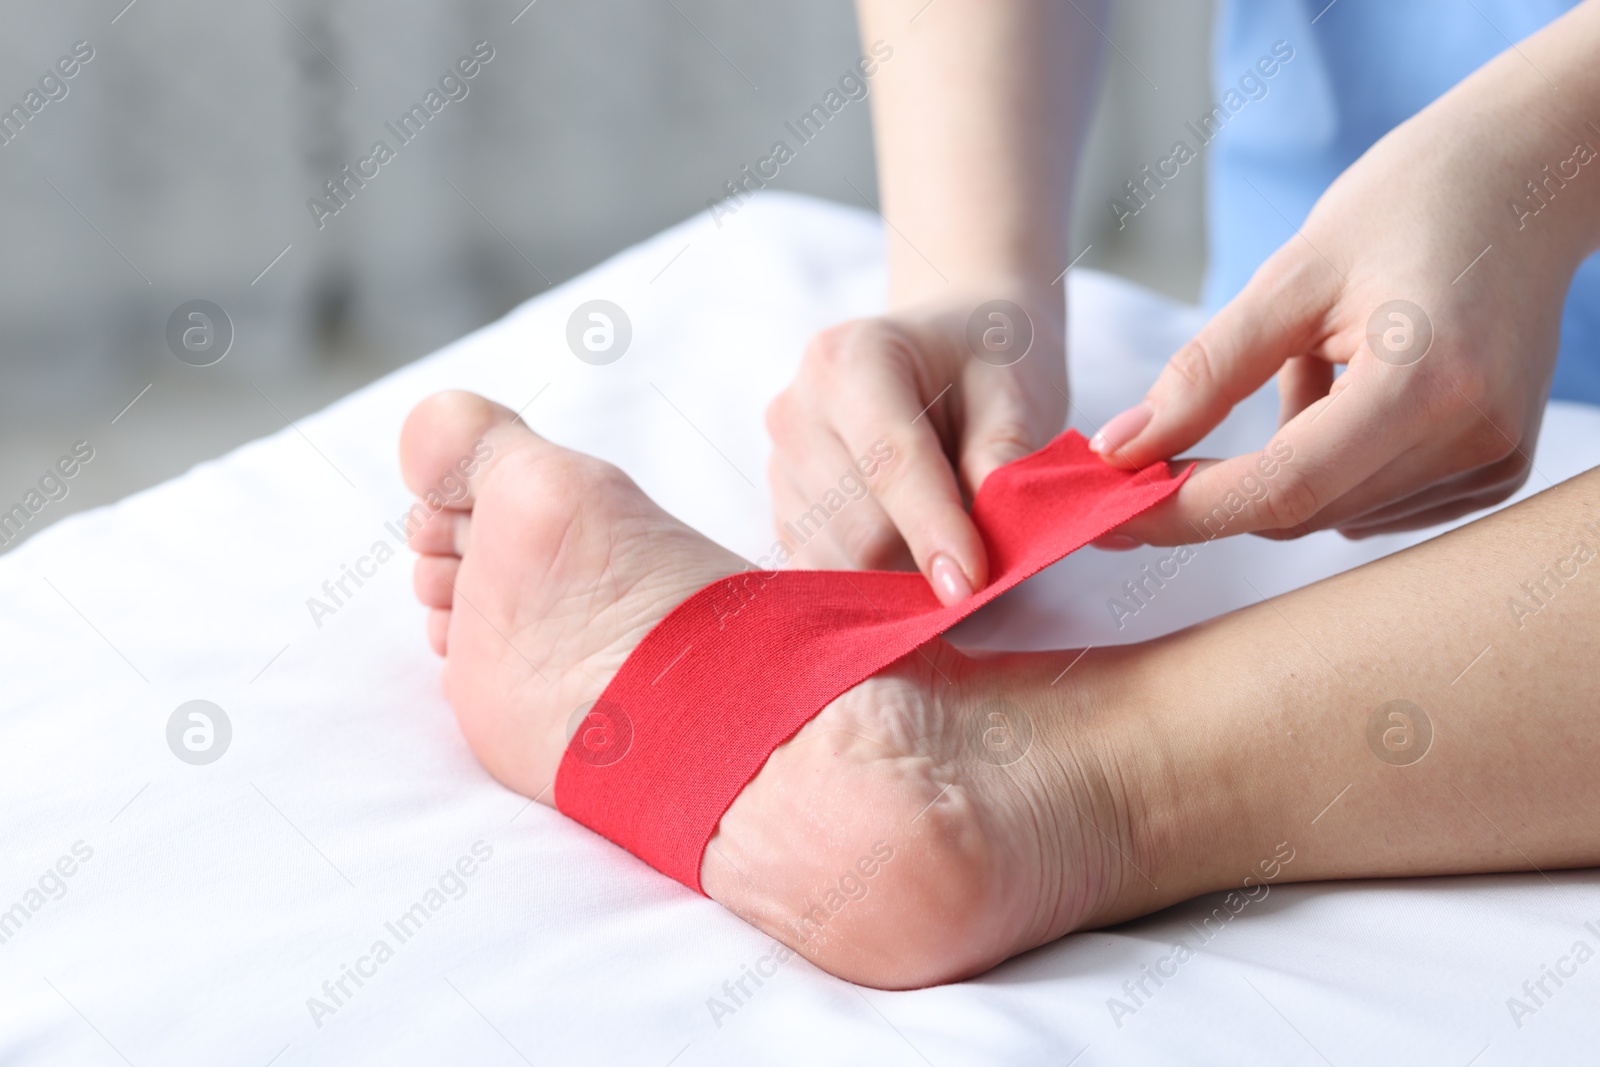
[{"xmin": 1204, "ymin": 0, "xmax": 1599, "ymax": 402}]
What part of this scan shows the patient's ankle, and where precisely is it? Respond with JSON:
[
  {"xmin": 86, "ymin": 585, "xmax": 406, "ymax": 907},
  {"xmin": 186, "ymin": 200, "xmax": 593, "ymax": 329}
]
[{"xmin": 1065, "ymin": 640, "xmax": 1268, "ymax": 927}]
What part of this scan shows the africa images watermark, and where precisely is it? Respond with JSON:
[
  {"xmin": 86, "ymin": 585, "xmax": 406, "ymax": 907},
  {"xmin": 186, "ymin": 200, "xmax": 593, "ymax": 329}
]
[
  {"xmin": 304, "ymin": 438, "xmax": 493, "ymax": 628},
  {"xmin": 0, "ymin": 440, "xmax": 96, "ymax": 551},
  {"xmin": 712, "ymin": 439, "xmax": 894, "ymax": 631},
  {"xmin": 306, "ymin": 41, "xmax": 496, "ymax": 230},
  {"xmin": 304, "ymin": 840, "xmax": 495, "ymax": 1028},
  {"xmin": 0, "ymin": 40, "xmax": 95, "ymax": 149},
  {"xmin": 707, "ymin": 39, "xmax": 894, "ymax": 228},
  {"xmin": 166, "ymin": 300, "xmax": 234, "ymax": 367},
  {"xmin": 1109, "ymin": 40, "xmax": 1295, "ymax": 230},
  {"xmin": 1106, "ymin": 841, "xmax": 1296, "ymax": 1028},
  {"xmin": 0, "ymin": 841, "xmax": 96, "ymax": 949},
  {"xmin": 1510, "ymin": 122, "xmax": 1599, "ymax": 232},
  {"xmin": 704, "ymin": 841, "xmax": 895, "ymax": 1029},
  {"xmin": 1505, "ymin": 918, "xmax": 1600, "ymax": 1030},
  {"xmin": 167, "ymin": 699, "xmax": 233, "ymax": 766},
  {"xmin": 1506, "ymin": 518, "xmax": 1600, "ymax": 630},
  {"xmin": 1365, "ymin": 699, "xmax": 1432, "ymax": 767},
  {"xmin": 1106, "ymin": 439, "xmax": 1295, "ymax": 630}
]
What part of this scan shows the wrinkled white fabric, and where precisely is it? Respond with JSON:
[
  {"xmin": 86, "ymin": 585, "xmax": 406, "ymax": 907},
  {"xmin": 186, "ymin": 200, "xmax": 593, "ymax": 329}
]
[{"xmin": 2, "ymin": 192, "xmax": 1596, "ymax": 1065}]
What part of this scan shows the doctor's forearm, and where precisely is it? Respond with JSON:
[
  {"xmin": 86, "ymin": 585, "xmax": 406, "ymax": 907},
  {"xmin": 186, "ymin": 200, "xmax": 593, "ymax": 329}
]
[
  {"xmin": 1417, "ymin": 0, "xmax": 1600, "ymax": 269},
  {"xmin": 1515, "ymin": 0, "xmax": 1600, "ymax": 260},
  {"xmin": 855, "ymin": 0, "xmax": 1107, "ymax": 309}
]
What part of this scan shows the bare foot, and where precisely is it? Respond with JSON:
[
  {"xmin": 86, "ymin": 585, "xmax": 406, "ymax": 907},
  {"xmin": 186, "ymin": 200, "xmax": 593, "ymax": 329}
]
[{"xmin": 400, "ymin": 391, "xmax": 1155, "ymax": 989}]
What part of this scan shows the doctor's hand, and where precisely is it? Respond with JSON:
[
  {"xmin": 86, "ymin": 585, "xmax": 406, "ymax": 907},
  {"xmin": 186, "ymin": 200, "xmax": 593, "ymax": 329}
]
[
  {"xmin": 765, "ymin": 287, "xmax": 1065, "ymax": 604},
  {"xmin": 1095, "ymin": 32, "xmax": 1600, "ymax": 545}
]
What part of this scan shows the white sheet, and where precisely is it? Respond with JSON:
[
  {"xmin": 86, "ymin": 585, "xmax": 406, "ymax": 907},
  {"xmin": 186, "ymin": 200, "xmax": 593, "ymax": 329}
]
[{"xmin": 4, "ymin": 192, "xmax": 1598, "ymax": 1066}]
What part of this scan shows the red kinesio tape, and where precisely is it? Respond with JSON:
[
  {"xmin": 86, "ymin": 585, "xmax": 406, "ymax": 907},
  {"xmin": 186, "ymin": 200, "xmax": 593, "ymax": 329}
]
[{"xmin": 555, "ymin": 430, "xmax": 1188, "ymax": 893}]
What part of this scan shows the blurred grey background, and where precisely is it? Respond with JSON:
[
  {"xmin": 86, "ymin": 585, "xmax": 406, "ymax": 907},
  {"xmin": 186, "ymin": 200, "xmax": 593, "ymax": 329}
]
[{"xmin": 0, "ymin": 0, "xmax": 1211, "ymax": 552}]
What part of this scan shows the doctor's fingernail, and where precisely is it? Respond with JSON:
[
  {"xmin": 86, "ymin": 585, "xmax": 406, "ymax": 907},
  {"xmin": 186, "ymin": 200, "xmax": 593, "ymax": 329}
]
[
  {"xmin": 1091, "ymin": 403, "xmax": 1152, "ymax": 455},
  {"xmin": 931, "ymin": 554, "xmax": 974, "ymax": 604}
]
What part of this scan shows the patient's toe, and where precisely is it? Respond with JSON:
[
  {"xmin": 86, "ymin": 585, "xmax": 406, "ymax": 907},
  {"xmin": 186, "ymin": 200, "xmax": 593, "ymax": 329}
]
[
  {"xmin": 414, "ymin": 555, "xmax": 459, "ymax": 609},
  {"xmin": 399, "ymin": 389, "xmax": 517, "ymax": 503},
  {"xmin": 408, "ymin": 509, "xmax": 469, "ymax": 557},
  {"xmin": 427, "ymin": 608, "xmax": 451, "ymax": 656}
]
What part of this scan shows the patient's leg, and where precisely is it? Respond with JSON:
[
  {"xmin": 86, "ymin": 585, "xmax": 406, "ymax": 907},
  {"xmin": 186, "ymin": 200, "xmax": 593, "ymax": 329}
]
[
  {"xmin": 1118, "ymin": 457, "xmax": 1600, "ymax": 905},
  {"xmin": 401, "ymin": 391, "xmax": 1600, "ymax": 988}
]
